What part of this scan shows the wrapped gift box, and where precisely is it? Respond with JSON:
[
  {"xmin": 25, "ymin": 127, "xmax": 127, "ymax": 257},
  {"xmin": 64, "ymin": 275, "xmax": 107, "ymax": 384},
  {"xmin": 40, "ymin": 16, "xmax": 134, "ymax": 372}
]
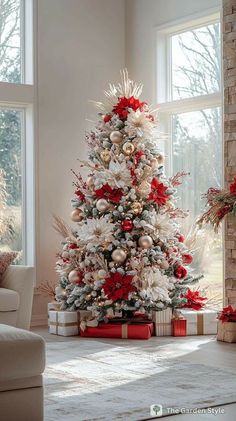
[
  {"xmin": 217, "ymin": 320, "xmax": 236, "ymax": 343},
  {"xmin": 80, "ymin": 321, "xmax": 154, "ymax": 340},
  {"xmin": 180, "ymin": 309, "xmax": 217, "ymax": 335},
  {"xmin": 152, "ymin": 308, "xmax": 172, "ymax": 336},
  {"xmin": 48, "ymin": 301, "xmax": 61, "ymax": 312},
  {"xmin": 49, "ymin": 310, "xmax": 79, "ymax": 336},
  {"xmin": 172, "ymin": 319, "xmax": 187, "ymax": 336}
]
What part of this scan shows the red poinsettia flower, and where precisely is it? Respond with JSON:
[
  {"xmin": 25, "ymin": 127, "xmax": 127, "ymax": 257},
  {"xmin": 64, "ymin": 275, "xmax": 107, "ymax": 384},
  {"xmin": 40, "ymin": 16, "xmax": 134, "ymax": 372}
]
[
  {"xmin": 103, "ymin": 272, "xmax": 136, "ymax": 301},
  {"xmin": 148, "ymin": 178, "xmax": 169, "ymax": 206},
  {"xmin": 113, "ymin": 96, "xmax": 146, "ymax": 120},
  {"xmin": 95, "ymin": 183, "xmax": 123, "ymax": 204},
  {"xmin": 181, "ymin": 289, "xmax": 207, "ymax": 311},
  {"xmin": 174, "ymin": 265, "xmax": 188, "ymax": 279},
  {"xmin": 218, "ymin": 305, "xmax": 236, "ymax": 323},
  {"xmin": 230, "ymin": 177, "xmax": 236, "ymax": 195},
  {"xmin": 75, "ymin": 189, "xmax": 85, "ymax": 201}
]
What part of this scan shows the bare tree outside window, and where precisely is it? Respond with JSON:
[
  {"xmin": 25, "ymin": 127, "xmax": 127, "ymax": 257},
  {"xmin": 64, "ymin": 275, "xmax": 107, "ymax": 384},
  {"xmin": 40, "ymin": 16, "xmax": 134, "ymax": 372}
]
[
  {"xmin": 0, "ymin": 0, "xmax": 23, "ymax": 260},
  {"xmin": 170, "ymin": 22, "xmax": 222, "ymax": 305},
  {"xmin": 0, "ymin": 0, "xmax": 21, "ymax": 83},
  {"xmin": 172, "ymin": 23, "xmax": 220, "ymax": 99}
]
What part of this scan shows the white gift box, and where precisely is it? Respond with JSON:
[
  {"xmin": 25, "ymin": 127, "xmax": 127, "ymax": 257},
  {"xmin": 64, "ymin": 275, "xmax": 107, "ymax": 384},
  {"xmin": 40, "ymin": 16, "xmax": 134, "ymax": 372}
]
[
  {"xmin": 152, "ymin": 308, "xmax": 172, "ymax": 336},
  {"xmin": 48, "ymin": 310, "xmax": 79, "ymax": 336},
  {"xmin": 180, "ymin": 309, "xmax": 218, "ymax": 335},
  {"xmin": 47, "ymin": 301, "xmax": 61, "ymax": 312}
]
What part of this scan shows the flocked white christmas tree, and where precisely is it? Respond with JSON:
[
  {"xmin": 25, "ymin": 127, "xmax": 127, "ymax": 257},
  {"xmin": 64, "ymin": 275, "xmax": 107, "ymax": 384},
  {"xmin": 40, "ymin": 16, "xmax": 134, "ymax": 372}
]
[{"xmin": 55, "ymin": 70, "xmax": 202, "ymax": 322}]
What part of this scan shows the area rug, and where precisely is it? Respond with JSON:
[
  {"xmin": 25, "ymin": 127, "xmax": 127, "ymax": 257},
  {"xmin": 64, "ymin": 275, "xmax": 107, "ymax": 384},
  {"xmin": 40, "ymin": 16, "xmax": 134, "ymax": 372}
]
[{"xmin": 44, "ymin": 337, "xmax": 236, "ymax": 421}]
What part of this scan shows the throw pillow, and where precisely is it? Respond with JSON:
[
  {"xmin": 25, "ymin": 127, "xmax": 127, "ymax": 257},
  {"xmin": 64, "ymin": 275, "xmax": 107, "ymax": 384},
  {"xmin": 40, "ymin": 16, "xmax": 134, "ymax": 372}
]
[{"xmin": 0, "ymin": 251, "xmax": 18, "ymax": 283}]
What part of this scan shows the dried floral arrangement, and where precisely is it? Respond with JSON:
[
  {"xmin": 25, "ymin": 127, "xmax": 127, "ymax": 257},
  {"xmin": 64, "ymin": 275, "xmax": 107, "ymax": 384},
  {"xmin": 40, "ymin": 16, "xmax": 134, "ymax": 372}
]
[{"xmin": 198, "ymin": 177, "xmax": 236, "ymax": 232}]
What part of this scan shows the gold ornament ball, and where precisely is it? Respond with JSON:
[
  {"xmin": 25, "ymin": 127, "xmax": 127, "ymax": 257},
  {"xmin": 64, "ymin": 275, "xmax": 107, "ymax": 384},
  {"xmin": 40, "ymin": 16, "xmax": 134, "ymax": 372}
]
[
  {"xmin": 138, "ymin": 235, "xmax": 153, "ymax": 249},
  {"xmin": 122, "ymin": 142, "xmax": 135, "ymax": 155},
  {"xmin": 157, "ymin": 153, "xmax": 165, "ymax": 164},
  {"xmin": 150, "ymin": 158, "xmax": 158, "ymax": 169},
  {"xmin": 111, "ymin": 248, "xmax": 127, "ymax": 263},
  {"xmin": 137, "ymin": 181, "xmax": 151, "ymax": 198},
  {"xmin": 87, "ymin": 175, "xmax": 94, "ymax": 189},
  {"xmin": 110, "ymin": 131, "xmax": 123, "ymax": 145},
  {"xmin": 96, "ymin": 198, "xmax": 109, "ymax": 212},
  {"xmin": 131, "ymin": 202, "xmax": 143, "ymax": 215},
  {"xmin": 68, "ymin": 270, "xmax": 80, "ymax": 283},
  {"xmin": 100, "ymin": 149, "xmax": 111, "ymax": 163},
  {"xmin": 160, "ymin": 260, "xmax": 169, "ymax": 270},
  {"xmin": 71, "ymin": 208, "xmax": 83, "ymax": 222}
]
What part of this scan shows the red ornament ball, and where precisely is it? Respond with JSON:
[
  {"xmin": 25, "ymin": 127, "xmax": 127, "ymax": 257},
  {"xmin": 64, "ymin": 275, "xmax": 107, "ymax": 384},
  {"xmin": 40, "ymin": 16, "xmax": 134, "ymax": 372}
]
[
  {"xmin": 174, "ymin": 265, "xmax": 188, "ymax": 279},
  {"xmin": 121, "ymin": 219, "xmax": 134, "ymax": 232},
  {"xmin": 69, "ymin": 243, "xmax": 78, "ymax": 249},
  {"xmin": 104, "ymin": 114, "xmax": 112, "ymax": 123},
  {"xmin": 178, "ymin": 234, "xmax": 185, "ymax": 243},
  {"xmin": 182, "ymin": 253, "xmax": 193, "ymax": 265}
]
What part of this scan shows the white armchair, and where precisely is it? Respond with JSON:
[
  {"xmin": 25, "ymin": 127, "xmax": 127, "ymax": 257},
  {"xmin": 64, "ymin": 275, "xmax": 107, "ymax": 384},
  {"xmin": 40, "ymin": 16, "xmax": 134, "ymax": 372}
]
[{"xmin": 0, "ymin": 266, "xmax": 34, "ymax": 330}]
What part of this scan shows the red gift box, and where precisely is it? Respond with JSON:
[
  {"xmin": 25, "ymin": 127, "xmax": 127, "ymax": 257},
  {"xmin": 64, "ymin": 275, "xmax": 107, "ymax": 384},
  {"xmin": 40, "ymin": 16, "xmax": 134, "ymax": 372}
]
[
  {"xmin": 80, "ymin": 321, "xmax": 154, "ymax": 339},
  {"xmin": 172, "ymin": 319, "xmax": 187, "ymax": 336}
]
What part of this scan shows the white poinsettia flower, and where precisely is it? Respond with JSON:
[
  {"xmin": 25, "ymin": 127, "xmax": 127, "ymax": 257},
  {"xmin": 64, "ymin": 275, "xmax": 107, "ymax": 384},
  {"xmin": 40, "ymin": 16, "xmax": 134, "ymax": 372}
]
[
  {"xmin": 139, "ymin": 268, "xmax": 174, "ymax": 303},
  {"xmin": 78, "ymin": 217, "xmax": 115, "ymax": 248},
  {"xmin": 125, "ymin": 109, "xmax": 153, "ymax": 138},
  {"xmin": 107, "ymin": 160, "xmax": 132, "ymax": 188},
  {"xmin": 139, "ymin": 286, "xmax": 171, "ymax": 303},
  {"xmin": 143, "ymin": 212, "xmax": 177, "ymax": 242},
  {"xmin": 93, "ymin": 171, "xmax": 110, "ymax": 189}
]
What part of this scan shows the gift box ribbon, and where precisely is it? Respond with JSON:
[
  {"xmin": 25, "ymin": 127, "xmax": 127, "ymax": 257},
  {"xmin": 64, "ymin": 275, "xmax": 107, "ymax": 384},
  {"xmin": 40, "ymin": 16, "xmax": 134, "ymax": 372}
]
[
  {"xmin": 197, "ymin": 313, "xmax": 204, "ymax": 335},
  {"xmin": 80, "ymin": 315, "xmax": 98, "ymax": 332},
  {"xmin": 50, "ymin": 321, "xmax": 77, "ymax": 328},
  {"xmin": 122, "ymin": 324, "xmax": 128, "ymax": 339}
]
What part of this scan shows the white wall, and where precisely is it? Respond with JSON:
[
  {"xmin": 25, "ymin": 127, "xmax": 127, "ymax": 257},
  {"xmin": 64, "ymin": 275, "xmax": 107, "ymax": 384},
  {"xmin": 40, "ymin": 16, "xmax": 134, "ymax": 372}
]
[
  {"xmin": 32, "ymin": 0, "xmax": 125, "ymax": 324},
  {"xmin": 125, "ymin": 0, "xmax": 222, "ymax": 103},
  {"xmin": 33, "ymin": 0, "xmax": 222, "ymax": 324}
]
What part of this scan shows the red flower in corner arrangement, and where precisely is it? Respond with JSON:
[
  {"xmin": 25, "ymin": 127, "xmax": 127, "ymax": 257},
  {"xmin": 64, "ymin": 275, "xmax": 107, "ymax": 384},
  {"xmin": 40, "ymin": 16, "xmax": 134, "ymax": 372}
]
[
  {"xmin": 198, "ymin": 177, "xmax": 236, "ymax": 231},
  {"xmin": 218, "ymin": 305, "xmax": 236, "ymax": 323},
  {"xmin": 181, "ymin": 289, "xmax": 207, "ymax": 311}
]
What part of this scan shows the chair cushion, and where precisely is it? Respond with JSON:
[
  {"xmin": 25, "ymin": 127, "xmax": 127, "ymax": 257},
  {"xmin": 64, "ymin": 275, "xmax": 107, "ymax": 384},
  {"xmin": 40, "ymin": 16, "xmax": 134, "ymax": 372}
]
[
  {"xmin": 0, "ymin": 288, "xmax": 20, "ymax": 311},
  {"xmin": 0, "ymin": 324, "xmax": 45, "ymax": 382}
]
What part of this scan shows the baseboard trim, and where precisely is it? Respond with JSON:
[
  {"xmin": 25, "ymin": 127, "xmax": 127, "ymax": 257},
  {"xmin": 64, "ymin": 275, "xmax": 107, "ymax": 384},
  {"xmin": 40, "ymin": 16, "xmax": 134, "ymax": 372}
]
[{"xmin": 31, "ymin": 313, "xmax": 48, "ymax": 327}]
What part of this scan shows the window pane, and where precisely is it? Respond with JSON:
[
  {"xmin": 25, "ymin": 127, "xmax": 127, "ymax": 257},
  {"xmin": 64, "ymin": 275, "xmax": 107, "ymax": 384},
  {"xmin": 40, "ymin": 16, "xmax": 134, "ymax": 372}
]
[
  {"xmin": 0, "ymin": 108, "xmax": 23, "ymax": 262},
  {"xmin": 172, "ymin": 107, "xmax": 223, "ymax": 306},
  {"xmin": 171, "ymin": 22, "xmax": 221, "ymax": 100},
  {"xmin": 0, "ymin": 0, "xmax": 22, "ymax": 83}
]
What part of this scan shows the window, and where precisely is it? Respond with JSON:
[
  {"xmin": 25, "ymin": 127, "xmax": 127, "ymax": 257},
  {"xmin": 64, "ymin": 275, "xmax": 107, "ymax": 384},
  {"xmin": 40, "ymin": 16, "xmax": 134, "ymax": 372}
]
[
  {"xmin": 156, "ymin": 12, "xmax": 223, "ymax": 305},
  {"xmin": 0, "ymin": 0, "xmax": 34, "ymax": 266},
  {"xmin": 0, "ymin": 0, "xmax": 22, "ymax": 83}
]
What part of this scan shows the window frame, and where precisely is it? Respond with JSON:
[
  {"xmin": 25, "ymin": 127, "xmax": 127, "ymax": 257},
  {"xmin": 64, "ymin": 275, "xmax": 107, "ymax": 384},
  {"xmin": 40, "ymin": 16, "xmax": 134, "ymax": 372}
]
[
  {"xmin": 0, "ymin": 0, "xmax": 36, "ymax": 268},
  {"xmin": 154, "ymin": 8, "xmax": 224, "ymax": 304},
  {"xmin": 155, "ymin": 9, "xmax": 222, "ymax": 175}
]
